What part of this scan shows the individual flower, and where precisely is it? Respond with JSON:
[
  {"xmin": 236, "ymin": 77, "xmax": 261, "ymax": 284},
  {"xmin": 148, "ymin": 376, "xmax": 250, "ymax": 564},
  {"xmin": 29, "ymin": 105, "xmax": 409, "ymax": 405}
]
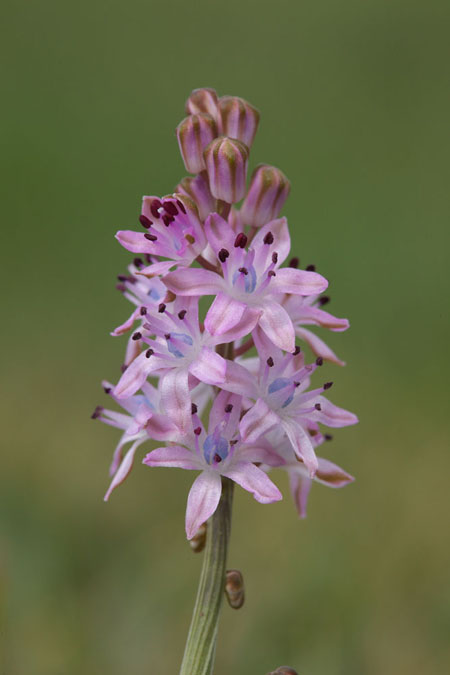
[
  {"xmin": 229, "ymin": 329, "xmax": 358, "ymax": 476},
  {"xmin": 143, "ymin": 392, "xmax": 282, "ymax": 539},
  {"xmin": 113, "ymin": 297, "xmax": 260, "ymax": 434},
  {"xmin": 116, "ymin": 193, "xmax": 206, "ymax": 277},
  {"xmin": 163, "ymin": 215, "xmax": 328, "ymax": 352}
]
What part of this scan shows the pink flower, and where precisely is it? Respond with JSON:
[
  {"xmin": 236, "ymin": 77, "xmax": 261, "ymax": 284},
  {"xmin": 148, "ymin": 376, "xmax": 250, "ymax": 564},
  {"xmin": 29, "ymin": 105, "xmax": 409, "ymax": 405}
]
[
  {"xmin": 229, "ymin": 330, "xmax": 358, "ymax": 476},
  {"xmin": 143, "ymin": 392, "xmax": 282, "ymax": 539},
  {"xmin": 113, "ymin": 297, "xmax": 259, "ymax": 434},
  {"xmin": 163, "ymin": 215, "xmax": 328, "ymax": 352},
  {"xmin": 116, "ymin": 194, "xmax": 206, "ymax": 277}
]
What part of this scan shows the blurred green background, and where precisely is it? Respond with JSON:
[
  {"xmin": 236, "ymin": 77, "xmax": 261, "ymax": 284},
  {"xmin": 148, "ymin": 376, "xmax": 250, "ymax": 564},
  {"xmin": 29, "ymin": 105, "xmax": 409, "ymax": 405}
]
[{"xmin": 1, "ymin": 0, "xmax": 449, "ymax": 673}]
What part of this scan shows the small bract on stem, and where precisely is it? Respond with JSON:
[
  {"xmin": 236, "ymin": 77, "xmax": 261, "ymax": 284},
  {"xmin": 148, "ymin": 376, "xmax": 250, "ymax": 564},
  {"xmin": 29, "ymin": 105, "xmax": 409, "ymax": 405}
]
[{"xmin": 93, "ymin": 87, "xmax": 358, "ymax": 674}]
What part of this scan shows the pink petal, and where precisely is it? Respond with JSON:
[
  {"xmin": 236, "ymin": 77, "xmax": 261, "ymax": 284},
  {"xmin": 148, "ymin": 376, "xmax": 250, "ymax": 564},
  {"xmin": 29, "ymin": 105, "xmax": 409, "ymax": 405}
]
[
  {"xmin": 223, "ymin": 461, "xmax": 282, "ymax": 504},
  {"xmin": 163, "ymin": 268, "xmax": 225, "ymax": 296},
  {"xmin": 204, "ymin": 212, "xmax": 236, "ymax": 254},
  {"xmin": 289, "ymin": 471, "xmax": 312, "ymax": 518},
  {"xmin": 185, "ymin": 471, "xmax": 222, "ymax": 540},
  {"xmin": 189, "ymin": 347, "xmax": 227, "ymax": 385},
  {"xmin": 114, "ymin": 351, "xmax": 165, "ymax": 399},
  {"xmin": 115, "ymin": 230, "xmax": 154, "ymax": 254},
  {"xmin": 137, "ymin": 260, "xmax": 176, "ymax": 277},
  {"xmin": 204, "ymin": 293, "xmax": 248, "ymax": 336},
  {"xmin": 111, "ymin": 308, "xmax": 140, "ymax": 336},
  {"xmin": 145, "ymin": 413, "xmax": 181, "ymax": 441},
  {"xmin": 237, "ymin": 443, "xmax": 284, "ymax": 467},
  {"xmin": 104, "ymin": 441, "xmax": 140, "ymax": 501},
  {"xmin": 223, "ymin": 360, "xmax": 258, "ymax": 397},
  {"xmin": 282, "ymin": 419, "xmax": 318, "ymax": 477},
  {"xmin": 295, "ymin": 327, "xmax": 346, "ymax": 366},
  {"xmin": 271, "ymin": 268, "xmax": 328, "ymax": 296},
  {"xmin": 252, "ymin": 218, "xmax": 291, "ymax": 266},
  {"xmin": 315, "ymin": 457, "xmax": 355, "ymax": 488},
  {"xmin": 208, "ymin": 306, "xmax": 260, "ymax": 344},
  {"xmin": 160, "ymin": 368, "xmax": 191, "ymax": 435},
  {"xmin": 315, "ymin": 397, "xmax": 359, "ymax": 428},
  {"xmin": 259, "ymin": 302, "xmax": 295, "ymax": 352},
  {"xmin": 143, "ymin": 445, "xmax": 202, "ymax": 470},
  {"xmin": 240, "ymin": 398, "xmax": 279, "ymax": 443},
  {"xmin": 298, "ymin": 306, "xmax": 349, "ymax": 332}
]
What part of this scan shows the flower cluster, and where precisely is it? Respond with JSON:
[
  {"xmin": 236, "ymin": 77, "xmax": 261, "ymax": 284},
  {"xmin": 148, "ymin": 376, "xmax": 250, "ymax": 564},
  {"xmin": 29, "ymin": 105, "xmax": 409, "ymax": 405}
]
[{"xmin": 93, "ymin": 88, "xmax": 357, "ymax": 539}]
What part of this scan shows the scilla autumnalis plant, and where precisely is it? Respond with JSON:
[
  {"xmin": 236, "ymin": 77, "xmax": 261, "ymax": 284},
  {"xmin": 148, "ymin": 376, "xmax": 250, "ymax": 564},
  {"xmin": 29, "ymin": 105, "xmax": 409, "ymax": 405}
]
[{"xmin": 92, "ymin": 88, "xmax": 358, "ymax": 675}]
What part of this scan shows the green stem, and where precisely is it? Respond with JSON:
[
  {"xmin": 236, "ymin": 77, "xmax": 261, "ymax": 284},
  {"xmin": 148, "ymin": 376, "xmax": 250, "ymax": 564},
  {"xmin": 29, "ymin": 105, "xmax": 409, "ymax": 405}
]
[{"xmin": 179, "ymin": 478, "xmax": 234, "ymax": 675}]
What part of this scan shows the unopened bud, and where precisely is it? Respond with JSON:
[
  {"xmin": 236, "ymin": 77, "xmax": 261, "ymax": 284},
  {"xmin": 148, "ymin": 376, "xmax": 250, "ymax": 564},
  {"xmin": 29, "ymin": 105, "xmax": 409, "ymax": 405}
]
[
  {"xmin": 204, "ymin": 136, "xmax": 249, "ymax": 203},
  {"xmin": 240, "ymin": 164, "xmax": 290, "ymax": 227},
  {"xmin": 225, "ymin": 569, "xmax": 245, "ymax": 609},
  {"xmin": 266, "ymin": 668, "xmax": 298, "ymax": 675},
  {"xmin": 189, "ymin": 522, "xmax": 207, "ymax": 553},
  {"xmin": 176, "ymin": 173, "xmax": 216, "ymax": 222},
  {"xmin": 185, "ymin": 87, "xmax": 219, "ymax": 118},
  {"xmin": 218, "ymin": 95, "xmax": 260, "ymax": 148},
  {"xmin": 177, "ymin": 113, "xmax": 218, "ymax": 174}
]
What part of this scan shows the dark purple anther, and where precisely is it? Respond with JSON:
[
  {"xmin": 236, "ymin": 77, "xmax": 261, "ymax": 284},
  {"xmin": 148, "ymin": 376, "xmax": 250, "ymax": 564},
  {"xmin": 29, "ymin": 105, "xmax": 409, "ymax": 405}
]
[
  {"xmin": 150, "ymin": 199, "xmax": 162, "ymax": 219},
  {"xmin": 91, "ymin": 405, "xmax": 103, "ymax": 419},
  {"xmin": 144, "ymin": 233, "xmax": 158, "ymax": 241},
  {"xmin": 145, "ymin": 349, "xmax": 154, "ymax": 358},
  {"xmin": 293, "ymin": 346, "xmax": 301, "ymax": 355},
  {"xmin": 178, "ymin": 309, "xmax": 187, "ymax": 320},
  {"xmin": 315, "ymin": 357, "xmax": 323, "ymax": 366},
  {"xmin": 272, "ymin": 252, "xmax": 278, "ymax": 264},
  {"xmin": 194, "ymin": 426, "xmax": 202, "ymax": 436},
  {"xmin": 163, "ymin": 201, "xmax": 179, "ymax": 216},
  {"xmin": 306, "ymin": 264, "xmax": 316, "ymax": 271},
  {"xmin": 176, "ymin": 198, "xmax": 187, "ymax": 214},
  {"xmin": 263, "ymin": 231, "xmax": 274, "ymax": 245},
  {"xmin": 218, "ymin": 248, "xmax": 229, "ymax": 263},
  {"xmin": 234, "ymin": 233, "xmax": 248, "ymax": 248},
  {"xmin": 191, "ymin": 403, "xmax": 198, "ymax": 414},
  {"xmin": 289, "ymin": 257, "xmax": 299, "ymax": 268},
  {"xmin": 267, "ymin": 357, "xmax": 274, "ymax": 367},
  {"xmin": 224, "ymin": 404, "xmax": 233, "ymax": 413},
  {"xmin": 158, "ymin": 303, "xmax": 166, "ymax": 313},
  {"xmin": 139, "ymin": 215, "xmax": 153, "ymax": 228},
  {"xmin": 140, "ymin": 306, "xmax": 147, "ymax": 316},
  {"xmin": 315, "ymin": 403, "xmax": 322, "ymax": 411},
  {"xmin": 318, "ymin": 295, "xmax": 330, "ymax": 306},
  {"xmin": 238, "ymin": 267, "xmax": 248, "ymax": 275},
  {"xmin": 132, "ymin": 332, "xmax": 142, "ymax": 341},
  {"xmin": 323, "ymin": 381, "xmax": 333, "ymax": 390}
]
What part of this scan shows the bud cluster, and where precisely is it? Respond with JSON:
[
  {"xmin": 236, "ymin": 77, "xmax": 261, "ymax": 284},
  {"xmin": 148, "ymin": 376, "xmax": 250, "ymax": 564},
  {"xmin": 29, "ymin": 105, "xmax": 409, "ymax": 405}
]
[{"xmin": 93, "ymin": 88, "xmax": 357, "ymax": 540}]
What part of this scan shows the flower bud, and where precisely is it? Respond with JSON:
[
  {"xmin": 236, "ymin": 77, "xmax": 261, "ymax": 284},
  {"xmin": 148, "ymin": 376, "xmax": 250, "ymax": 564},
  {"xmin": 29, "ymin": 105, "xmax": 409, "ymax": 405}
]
[
  {"xmin": 185, "ymin": 87, "xmax": 219, "ymax": 118},
  {"xmin": 224, "ymin": 569, "xmax": 245, "ymax": 609},
  {"xmin": 204, "ymin": 136, "xmax": 249, "ymax": 203},
  {"xmin": 189, "ymin": 522, "xmax": 207, "ymax": 553},
  {"xmin": 177, "ymin": 113, "xmax": 218, "ymax": 174},
  {"xmin": 266, "ymin": 668, "xmax": 298, "ymax": 675},
  {"xmin": 176, "ymin": 173, "xmax": 216, "ymax": 222},
  {"xmin": 240, "ymin": 164, "xmax": 290, "ymax": 227},
  {"xmin": 218, "ymin": 95, "xmax": 260, "ymax": 148}
]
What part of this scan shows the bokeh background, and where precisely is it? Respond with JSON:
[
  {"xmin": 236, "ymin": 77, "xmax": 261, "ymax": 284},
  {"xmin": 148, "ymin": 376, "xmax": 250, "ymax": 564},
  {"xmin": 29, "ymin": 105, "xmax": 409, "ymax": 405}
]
[{"xmin": 1, "ymin": 0, "xmax": 449, "ymax": 673}]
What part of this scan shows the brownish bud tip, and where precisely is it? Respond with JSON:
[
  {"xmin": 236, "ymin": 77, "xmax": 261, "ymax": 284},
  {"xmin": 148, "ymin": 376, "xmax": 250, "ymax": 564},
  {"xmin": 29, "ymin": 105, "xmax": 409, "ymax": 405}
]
[
  {"xmin": 189, "ymin": 522, "xmax": 207, "ymax": 553},
  {"xmin": 225, "ymin": 569, "xmax": 245, "ymax": 609}
]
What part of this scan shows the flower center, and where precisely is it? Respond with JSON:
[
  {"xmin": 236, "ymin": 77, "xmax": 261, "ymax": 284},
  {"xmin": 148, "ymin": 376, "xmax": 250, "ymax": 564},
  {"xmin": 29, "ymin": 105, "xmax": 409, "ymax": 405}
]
[
  {"xmin": 203, "ymin": 433, "xmax": 229, "ymax": 464},
  {"xmin": 267, "ymin": 377, "xmax": 295, "ymax": 409},
  {"xmin": 232, "ymin": 265, "xmax": 257, "ymax": 293},
  {"xmin": 166, "ymin": 332, "xmax": 194, "ymax": 358}
]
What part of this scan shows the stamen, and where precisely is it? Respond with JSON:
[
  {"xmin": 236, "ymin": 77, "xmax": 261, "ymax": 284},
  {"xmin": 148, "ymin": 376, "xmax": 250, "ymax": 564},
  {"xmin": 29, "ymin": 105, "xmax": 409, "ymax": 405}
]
[
  {"xmin": 163, "ymin": 201, "xmax": 178, "ymax": 216},
  {"xmin": 191, "ymin": 403, "xmax": 198, "ymax": 415},
  {"xmin": 238, "ymin": 267, "xmax": 248, "ymax": 275},
  {"xmin": 234, "ymin": 233, "xmax": 248, "ymax": 248},
  {"xmin": 140, "ymin": 307, "xmax": 147, "ymax": 316},
  {"xmin": 139, "ymin": 215, "xmax": 152, "ymax": 228},
  {"xmin": 318, "ymin": 296, "xmax": 330, "ymax": 306},
  {"xmin": 324, "ymin": 434, "xmax": 333, "ymax": 441},
  {"xmin": 91, "ymin": 405, "xmax": 103, "ymax": 419},
  {"xmin": 267, "ymin": 357, "xmax": 274, "ymax": 367},
  {"xmin": 268, "ymin": 270, "xmax": 276, "ymax": 277},
  {"xmin": 103, "ymin": 386, "xmax": 111, "ymax": 394},
  {"xmin": 162, "ymin": 214, "xmax": 174, "ymax": 227},
  {"xmin": 263, "ymin": 232, "xmax": 274, "ymax": 245},
  {"xmin": 178, "ymin": 309, "xmax": 187, "ymax": 320},
  {"xmin": 134, "ymin": 257, "xmax": 144, "ymax": 268},
  {"xmin": 144, "ymin": 233, "xmax": 158, "ymax": 242},
  {"xmin": 294, "ymin": 381, "xmax": 301, "ymax": 387},
  {"xmin": 194, "ymin": 426, "xmax": 202, "ymax": 436},
  {"xmin": 323, "ymin": 381, "xmax": 333, "ymax": 390},
  {"xmin": 164, "ymin": 333, "xmax": 171, "ymax": 340},
  {"xmin": 117, "ymin": 275, "xmax": 128, "ymax": 282},
  {"xmin": 272, "ymin": 252, "xmax": 278, "ymax": 264},
  {"xmin": 158, "ymin": 303, "xmax": 166, "ymax": 313},
  {"xmin": 185, "ymin": 234, "xmax": 195, "ymax": 244},
  {"xmin": 218, "ymin": 248, "xmax": 229, "ymax": 263},
  {"xmin": 224, "ymin": 404, "xmax": 233, "ymax": 413},
  {"xmin": 315, "ymin": 357, "xmax": 323, "ymax": 366},
  {"xmin": 314, "ymin": 403, "xmax": 322, "ymax": 411},
  {"xmin": 214, "ymin": 453, "xmax": 222, "ymax": 463},
  {"xmin": 293, "ymin": 346, "xmax": 301, "ymax": 355},
  {"xmin": 132, "ymin": 332, "xmax": 142, "ymax": 341},
  {"xmin": 145, "ymin": 348, "xmax": 154, "ymax": 358},
  {"xmin": 306, "ymin": 264, "xmax": 316, "ymax": 271},
  {"xmin": 150, "ymin": 200, "xmax": 162, "ymax": 219},
  {"xmin": 176, "ymin": 198, "xmax": 187, "ymax": 214},
  {"xmin": 120, "ymin": 364, "xmax": 128, "ymax": 373},
  {"xmin": 289, "ymin": 257, "xmax": 299, "ymax": 268}
]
